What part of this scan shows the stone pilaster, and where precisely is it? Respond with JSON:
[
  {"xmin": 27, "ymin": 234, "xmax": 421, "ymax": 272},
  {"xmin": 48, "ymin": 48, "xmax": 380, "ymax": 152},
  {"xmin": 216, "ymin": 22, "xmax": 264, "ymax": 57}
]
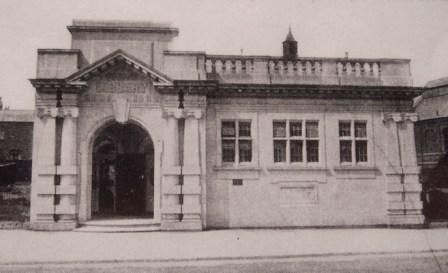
[
  {"xmin": 57, "ymin": 108, "xmax": 79, "ymax": 223},
  {"xmin": 30, "ymin": 107, "xmax": 79, "ymax": 230},
  {"xmin": 30, "ymin": 108, "xmax": 57, "ymax": 226},
  {"xmin": 161, "ymin": 109, "xmax": 182, "ymax": 229},
  {"xmin": 383, "ymin": 113, "xmax": 423, "ymax": 226},
  {"xmin": 161, "ymin": 109, "xmax": 203, "ymax": 230},
  {"xmin": 181, "ymin": 110, "xmax": 202, "ymax": 229}
]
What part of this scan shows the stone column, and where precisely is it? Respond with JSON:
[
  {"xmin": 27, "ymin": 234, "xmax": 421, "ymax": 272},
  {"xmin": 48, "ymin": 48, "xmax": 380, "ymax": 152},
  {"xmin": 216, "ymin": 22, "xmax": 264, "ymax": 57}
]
[
  {"xmin": 161, "ymin": 110, "xmax": 182, "ymax": 229},
  {"xmin": 30, "ymin": 108, "xmax": 58, "ymax": 229},
  {"xmin": 57, "ymin": 108, "xmax": 79, "ymax": 223},
  {"xmin": 161, "ymin": 109, "xmax": 203, "ymax": 231},
  {"xmin": 163, "ymin": 113, "xmax": 180, "ymax": 167},
  {"xmin": 383, "ymin": 113, "xmax": 423, "ymax": 226},
  {"xmin": 181, "ymin": 110, "xmax": 202, "ymax": 228},
  {"xmin": 30, "ymin": 107, "xmax": 80, "ymax": 230}
]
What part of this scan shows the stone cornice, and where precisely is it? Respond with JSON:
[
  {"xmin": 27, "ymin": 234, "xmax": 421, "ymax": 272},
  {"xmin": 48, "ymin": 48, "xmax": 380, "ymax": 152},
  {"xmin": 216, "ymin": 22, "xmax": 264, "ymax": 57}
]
[
  {"xmin": 67, "ymin": 25, "xmax": 179, "ymax": 35},
  {"xmin": 157, "ymin": 80, "xmax": 218, "ymax": 95},
  {"xmin": 157, "ymin": 81, "xmax": 422, "ymax": 100},
  {"xmin": 164, "ymin": 50, "xmax": 206, "ymax": 56},
  {"xmin": 29, "ymin": 79, "xmax": 87, "ymax": 93},
  {"xmin": 205, "ymin": 54, "xmax": 411, "ymax": 64},
  {"xmin": 212, "ymin": 84, "xmax": 423, "ymax": 100},
  {"xmin": 37, "ymin": 49, "xmax": 82, "ymax": 54}
]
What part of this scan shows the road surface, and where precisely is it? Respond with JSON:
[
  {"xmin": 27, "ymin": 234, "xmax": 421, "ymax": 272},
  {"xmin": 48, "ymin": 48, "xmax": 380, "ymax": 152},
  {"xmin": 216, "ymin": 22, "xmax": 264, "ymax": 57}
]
[{"xmin": 2, "ymin": 251, "xmax": 448, "ymax": 273}]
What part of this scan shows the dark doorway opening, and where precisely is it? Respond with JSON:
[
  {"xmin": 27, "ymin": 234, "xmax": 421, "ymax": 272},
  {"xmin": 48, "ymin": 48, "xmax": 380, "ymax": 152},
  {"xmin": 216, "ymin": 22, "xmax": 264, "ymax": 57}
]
[
  {"xmin": 423, "ymin": 153, "xmax": 448, "ymax": 221},
  {"xmin": 92, "ymin": 122, "xmax": 154, "ymax": 219}
]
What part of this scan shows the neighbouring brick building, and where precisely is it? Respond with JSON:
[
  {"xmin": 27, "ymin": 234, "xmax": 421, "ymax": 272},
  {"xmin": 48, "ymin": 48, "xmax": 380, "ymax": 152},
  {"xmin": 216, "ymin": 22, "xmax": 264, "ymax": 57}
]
[
  {"xmin": 28, "ymin": 20, "xmax": 424, "ymax": 231},
  {"xmin": 0, "ymin": 109, "xmax": 34, "ymax": 223},
  {"xmin": 0, "ymin": 109, "xmax": 34, "ymax": 182}
]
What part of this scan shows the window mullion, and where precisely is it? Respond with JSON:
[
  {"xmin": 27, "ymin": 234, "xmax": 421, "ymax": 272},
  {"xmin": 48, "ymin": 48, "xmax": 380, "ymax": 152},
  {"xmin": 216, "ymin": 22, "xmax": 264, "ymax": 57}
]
[
  {"xmin": 235, "ymin": 121, "xmax": 239, "ymax": 164},
  {"xmin": 351, "ymin": 122, "xmax": 355, "ymax": 163},
  {"xmin": 286, "ymin": 121, "xmax": 290, "ymax": 163},
  {"xmin": 303, "ymin": 121, "xmax": 307, "ymax": 163}
]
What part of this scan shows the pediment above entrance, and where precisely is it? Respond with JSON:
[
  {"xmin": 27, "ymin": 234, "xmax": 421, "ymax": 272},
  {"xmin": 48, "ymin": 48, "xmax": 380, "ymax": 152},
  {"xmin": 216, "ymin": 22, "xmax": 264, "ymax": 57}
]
[{"xmin": 66, "ymin": 49, "xmax": 172, "ymax": 85}]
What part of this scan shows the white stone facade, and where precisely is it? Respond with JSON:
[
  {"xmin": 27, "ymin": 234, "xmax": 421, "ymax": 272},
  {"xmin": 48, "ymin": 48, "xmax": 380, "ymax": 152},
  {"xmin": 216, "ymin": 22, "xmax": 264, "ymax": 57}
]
[{"xmin": 29, "ymin": 20, "xmax": 423, "ymax": 231}]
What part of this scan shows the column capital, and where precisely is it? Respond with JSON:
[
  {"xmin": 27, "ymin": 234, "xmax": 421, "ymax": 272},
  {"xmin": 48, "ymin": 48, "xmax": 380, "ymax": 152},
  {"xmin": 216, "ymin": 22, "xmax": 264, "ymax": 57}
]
[
  {"xmin": 163, "ymin": 109, "xmax": 202, "ymax": 120},
  {"xmin": 37, "ymin": 107, "xmax": 79, "ymax": 119},
  {"xmin": 383, "ymin": 112, "xmax": 418, "ymax": 124}
]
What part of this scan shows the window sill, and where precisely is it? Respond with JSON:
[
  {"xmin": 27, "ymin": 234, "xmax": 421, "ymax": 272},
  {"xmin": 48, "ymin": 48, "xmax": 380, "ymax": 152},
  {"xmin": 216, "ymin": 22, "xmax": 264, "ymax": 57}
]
[
  {"xmin": 333, "ymin": 165, "xmax": 377, "ymax": 171},
  {"xmin": 213, "ymin": 165, "xmax": 261, "ymax": 172},
  {"xmin": 333, "ymin": 165, "xmax": 379, "ymax": 179},
  {"xmin": 213, "ymin": 165, "xmax": 261, "ymax": 180},
  {"xmin": 267, "ymin": 165, "xmax": 328, "ymax": 172}
]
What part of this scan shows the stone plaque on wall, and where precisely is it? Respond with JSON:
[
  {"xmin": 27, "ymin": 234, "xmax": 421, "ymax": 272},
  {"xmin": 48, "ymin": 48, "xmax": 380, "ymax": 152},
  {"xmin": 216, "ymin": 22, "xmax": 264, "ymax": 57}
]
[{"xmin": 279, "ymin": 184, "xmax": 318, "ymax": 206}]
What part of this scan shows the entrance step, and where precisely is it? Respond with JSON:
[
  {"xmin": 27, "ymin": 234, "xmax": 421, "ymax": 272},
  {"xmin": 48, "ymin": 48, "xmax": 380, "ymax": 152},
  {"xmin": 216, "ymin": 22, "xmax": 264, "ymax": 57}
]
[
  {"xmin": 428, "ymin": 220, "xmax": 448, "ymax": 228},
  {"xmin": 75, "ymin": 219, "xmax": 161, "ymax": 233}
]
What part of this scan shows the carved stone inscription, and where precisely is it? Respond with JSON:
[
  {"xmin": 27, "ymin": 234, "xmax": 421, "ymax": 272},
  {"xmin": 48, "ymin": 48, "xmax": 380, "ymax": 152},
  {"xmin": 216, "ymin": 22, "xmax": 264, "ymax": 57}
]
[
  {"xmin": 92, "ymin": 70, "xmax": 152, "ymax": 93},
  {"xmin": 96, "ymin": 80, "xmax": 150, "ymax": 93},
  {"xmin": 82, "ymin": 64, "xmax": 160, "ymax": 103}
]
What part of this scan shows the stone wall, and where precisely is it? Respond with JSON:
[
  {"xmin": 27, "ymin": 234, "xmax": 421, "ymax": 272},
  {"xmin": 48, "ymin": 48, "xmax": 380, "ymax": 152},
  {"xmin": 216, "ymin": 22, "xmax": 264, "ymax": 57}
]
[{"xmin": 205, "ymin": 96, "xmax": 419, "ymax": 228}]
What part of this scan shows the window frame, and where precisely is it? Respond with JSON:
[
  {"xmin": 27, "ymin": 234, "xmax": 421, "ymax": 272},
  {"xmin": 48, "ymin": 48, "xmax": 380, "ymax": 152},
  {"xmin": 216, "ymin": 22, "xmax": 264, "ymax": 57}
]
[
  {"xmin": 338, "ymin": 120, "xmax": 368, "ymax": 165},
  {"xmin": 219, "ymin": 119, "xmax": 254, "ymax": 166},
  {"xmin": 272, "ymin": 119, "xmax": 320, "ymax": 164}
]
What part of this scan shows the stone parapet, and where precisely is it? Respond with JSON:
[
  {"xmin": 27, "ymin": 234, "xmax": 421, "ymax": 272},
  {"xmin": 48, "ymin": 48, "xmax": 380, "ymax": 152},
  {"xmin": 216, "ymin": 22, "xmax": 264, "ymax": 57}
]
[{"xmin": 205, "ymin": 55, "xmax": 412, "ymax": 86}]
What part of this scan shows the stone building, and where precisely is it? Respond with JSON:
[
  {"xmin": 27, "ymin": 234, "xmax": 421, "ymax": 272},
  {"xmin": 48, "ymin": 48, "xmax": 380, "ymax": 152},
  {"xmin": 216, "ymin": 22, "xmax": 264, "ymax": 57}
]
[
  {"xmin": 414, "ymin": 77, "xmax": 448, "ymax": 224},
  {"xmin": 29, "ymin": 20, "xmax": 423, "ymax": 231}
]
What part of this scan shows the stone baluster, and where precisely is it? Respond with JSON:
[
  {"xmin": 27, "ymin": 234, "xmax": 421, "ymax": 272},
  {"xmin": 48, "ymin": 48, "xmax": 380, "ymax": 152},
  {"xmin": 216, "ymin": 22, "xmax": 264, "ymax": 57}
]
[
  {"xmin": 215, "ymin": 60, "xmax": 222, "ymax": 73},
  {"xmin": 225, "ymin": 59, "xmax": 232, "ymax": 73},
  {"xmin": 287, "ymin": 61, "xmax": 294, "ymax": 75},
  {"xmin": 205, "ymin": 59, "xmax": 213, "ymax": 73},
  {"xmin": 241, "ymin": 60, "xmax": 247, "ymax": 73},
  {"xmin": 305, "ymin": 61, "xmax": 312, "ymax": 75},
  {"xmin": 298, "ymin": 61, "xmax": 304, "ymax": 75},
  {"xmin": 346, "ymin": 62, "xmax": 352, "ymax": 75}
]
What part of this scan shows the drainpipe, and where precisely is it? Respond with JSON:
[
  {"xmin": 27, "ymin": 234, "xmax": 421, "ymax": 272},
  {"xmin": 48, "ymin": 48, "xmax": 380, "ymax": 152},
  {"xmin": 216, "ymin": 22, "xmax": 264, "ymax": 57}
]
[
  {"xmin": 395, "ymin": 120, "xmax": 406, "ymax": 215},
  {"xmin": 53, "ymin": 89, "xmax": 63, "ymax": 222},
  {"xmin": 177, "ymin": 89, "xmax": 185, "ymax": 222}
]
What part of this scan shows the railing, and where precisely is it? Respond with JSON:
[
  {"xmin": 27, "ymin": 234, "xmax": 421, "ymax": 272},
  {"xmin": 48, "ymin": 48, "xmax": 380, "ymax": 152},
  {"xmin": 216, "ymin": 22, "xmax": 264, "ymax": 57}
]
[
  {"xmin": 205, "ymin": 56, "xmax": 383, "ymax": 79},
  {"xmin": 335, "ymin": 61, "xmax": 381, "ymax": 77},
  {"xmin": 268, "ymin": 59, "xmax": 323, "ymax": 76},
  {"xmin": 205, "ymin": 58, "xmax": 255, "ymax": 74}
]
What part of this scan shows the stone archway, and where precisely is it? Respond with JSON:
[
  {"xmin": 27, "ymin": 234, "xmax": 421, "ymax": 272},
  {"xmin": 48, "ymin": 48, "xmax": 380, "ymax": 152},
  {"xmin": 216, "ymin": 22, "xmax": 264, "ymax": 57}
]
[{"xmin": 91, "ymin": 121, "xmax": 154, "ymax": 219}]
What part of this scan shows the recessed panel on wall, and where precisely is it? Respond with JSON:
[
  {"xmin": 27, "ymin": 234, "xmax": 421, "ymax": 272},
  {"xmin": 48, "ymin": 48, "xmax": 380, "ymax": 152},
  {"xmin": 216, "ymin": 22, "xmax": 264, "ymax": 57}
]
[{"xmin": 278, "ymin": 183, "xmax": 318, "ymax": 207}]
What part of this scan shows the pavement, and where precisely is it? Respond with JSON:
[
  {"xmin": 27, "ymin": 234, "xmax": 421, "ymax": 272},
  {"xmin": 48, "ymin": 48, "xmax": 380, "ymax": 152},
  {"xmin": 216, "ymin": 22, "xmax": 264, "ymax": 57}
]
[{"xmin": 1, "ymin": 228, "xmax": 448, "ymax": 266}]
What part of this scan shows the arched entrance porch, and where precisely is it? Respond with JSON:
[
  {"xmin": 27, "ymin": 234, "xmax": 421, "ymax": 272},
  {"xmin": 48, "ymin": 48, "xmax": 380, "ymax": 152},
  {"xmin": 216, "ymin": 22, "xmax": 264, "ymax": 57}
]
[{"xmin": 91, "ymin": 121, "xmax": 154, "ymax": 219}]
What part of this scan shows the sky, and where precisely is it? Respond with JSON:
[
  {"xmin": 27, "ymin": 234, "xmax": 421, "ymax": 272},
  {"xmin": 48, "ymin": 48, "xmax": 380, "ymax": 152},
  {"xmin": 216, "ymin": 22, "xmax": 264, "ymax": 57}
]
[{"xmin": 0, "ymin": 0, "xmax": 448, "ymax": 109}]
